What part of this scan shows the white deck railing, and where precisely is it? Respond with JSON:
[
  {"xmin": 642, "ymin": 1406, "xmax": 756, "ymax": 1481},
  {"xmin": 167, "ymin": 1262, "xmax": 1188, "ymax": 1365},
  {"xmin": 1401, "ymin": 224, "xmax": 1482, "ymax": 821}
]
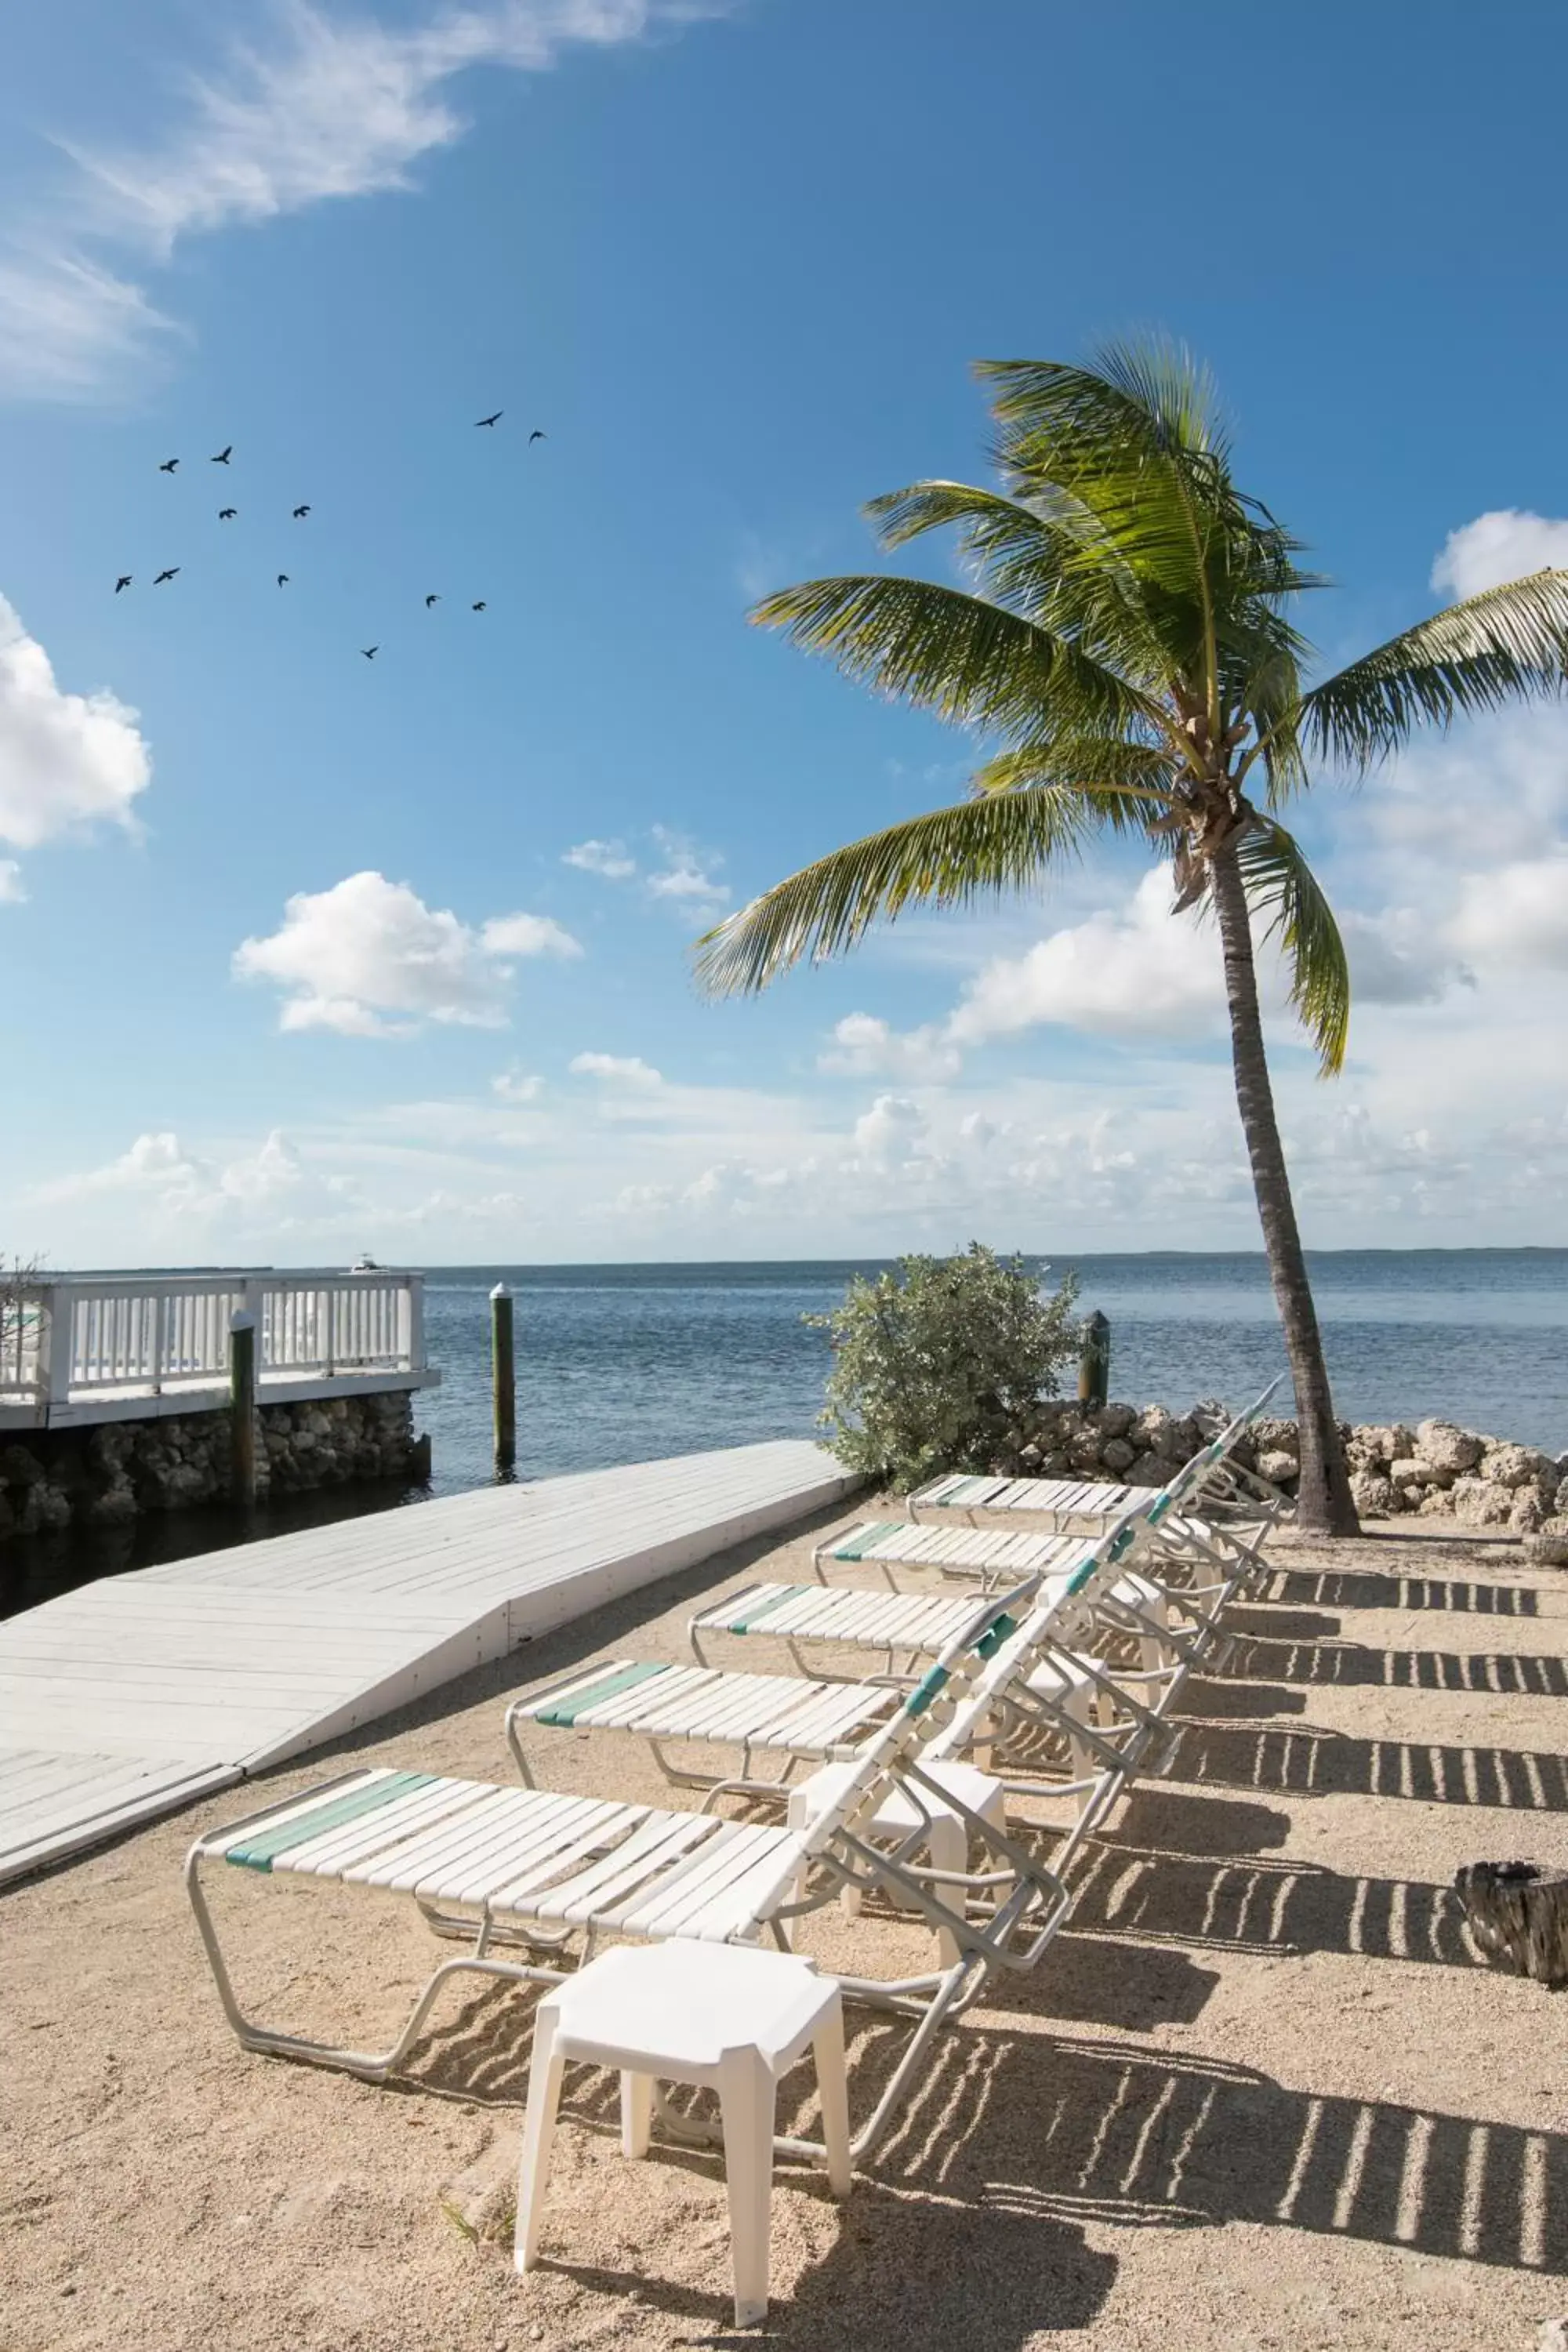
[{"xmin": 0, "ymin": 1269, "xmax": 429, "ymax": 1415}]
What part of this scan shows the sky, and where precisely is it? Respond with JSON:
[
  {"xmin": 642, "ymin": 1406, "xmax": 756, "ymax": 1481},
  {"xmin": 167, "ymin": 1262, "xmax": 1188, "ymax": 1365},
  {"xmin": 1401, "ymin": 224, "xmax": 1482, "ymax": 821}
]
[{"xmin": 4, "ymin": 0, "xmax": 1568, "ymax": 1268}]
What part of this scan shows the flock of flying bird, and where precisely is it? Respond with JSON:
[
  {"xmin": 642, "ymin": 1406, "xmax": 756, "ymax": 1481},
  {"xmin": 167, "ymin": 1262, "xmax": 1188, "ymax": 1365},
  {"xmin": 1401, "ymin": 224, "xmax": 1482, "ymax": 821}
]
[{"xmin": 114, "ymin": 411, "xmax": 546, "ymax": 659}]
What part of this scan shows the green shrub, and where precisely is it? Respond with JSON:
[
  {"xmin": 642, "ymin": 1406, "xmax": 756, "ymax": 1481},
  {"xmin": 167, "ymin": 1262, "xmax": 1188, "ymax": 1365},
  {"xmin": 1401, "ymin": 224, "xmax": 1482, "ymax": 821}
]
[{"xmin": 808, "ymin": 1243, "xmax": 1080, "ymax": 1490}]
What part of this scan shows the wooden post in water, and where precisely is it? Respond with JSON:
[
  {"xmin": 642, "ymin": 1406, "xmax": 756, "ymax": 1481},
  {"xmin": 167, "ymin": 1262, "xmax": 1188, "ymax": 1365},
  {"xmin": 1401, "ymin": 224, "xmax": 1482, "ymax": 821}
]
[
  {"xmin": 491, "ymin": 1282, "xmax": 516, "ymax": 1476},
  {"xmin": 1077, "ymin": 1309, "xmax": 1111, "ymax": 1411},
  {"xmin": 230, "ymin": 1308, "xmax": 258, "ymax": 1506}
]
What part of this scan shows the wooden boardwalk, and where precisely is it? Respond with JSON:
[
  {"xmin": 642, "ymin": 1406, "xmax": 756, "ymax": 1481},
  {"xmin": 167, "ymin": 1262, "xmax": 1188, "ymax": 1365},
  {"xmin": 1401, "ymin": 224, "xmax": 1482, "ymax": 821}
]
[{"xmin": 0, "ymin": 1439, "xmax": 856, "ymax": 1887}]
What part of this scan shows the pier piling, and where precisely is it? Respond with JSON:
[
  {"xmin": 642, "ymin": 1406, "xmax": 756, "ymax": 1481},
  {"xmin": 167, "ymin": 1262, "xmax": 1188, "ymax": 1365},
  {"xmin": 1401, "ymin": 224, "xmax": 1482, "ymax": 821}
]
[
  {"xmin": 491, "ymin": 1283, "xmax": 517, "ymax": 1476},
  {"xmin": 229, "ymin": 1309, "xmax": 258, "ymax": 1505},
  {"xmin": 1077, "ymin": 1309, "xmax": 1111, "ymax": 1410}
]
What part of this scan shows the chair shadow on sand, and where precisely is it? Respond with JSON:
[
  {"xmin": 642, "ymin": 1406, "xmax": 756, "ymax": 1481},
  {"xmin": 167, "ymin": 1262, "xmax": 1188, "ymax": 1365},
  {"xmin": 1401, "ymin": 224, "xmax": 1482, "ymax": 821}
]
[
  {"xmin": 1224, "ymin": 1635, "xmax": 1568, "ymax": 1695},
  {"xmin": 1161, "ymin": 1717, "xmax": 1568, "ymax": 1809}
]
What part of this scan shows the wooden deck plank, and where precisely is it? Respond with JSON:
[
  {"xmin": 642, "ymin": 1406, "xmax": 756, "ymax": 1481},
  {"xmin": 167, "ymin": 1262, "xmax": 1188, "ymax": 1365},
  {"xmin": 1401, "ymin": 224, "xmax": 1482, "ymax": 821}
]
[{"xmin": 0, "ymin": 1440, "xmax": 856, "ymax": 1887}]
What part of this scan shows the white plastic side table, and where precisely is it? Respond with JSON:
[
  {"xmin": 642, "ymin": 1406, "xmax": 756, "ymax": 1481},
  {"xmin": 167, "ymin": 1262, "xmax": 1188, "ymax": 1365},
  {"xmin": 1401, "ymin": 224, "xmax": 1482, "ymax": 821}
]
[{"xmin": 514, "ymin": 1938, "xmax": 851, "ymax": 2328}]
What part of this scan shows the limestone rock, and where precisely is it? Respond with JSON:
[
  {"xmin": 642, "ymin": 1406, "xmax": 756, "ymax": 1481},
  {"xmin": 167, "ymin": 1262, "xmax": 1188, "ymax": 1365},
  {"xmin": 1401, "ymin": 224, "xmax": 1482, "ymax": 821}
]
[
  {"xmin": 1417, "ymin": 1486, "xmax": 1457, "ymax": 1517},
  {"xmin": 1483, "ymin": 1442, "xmax": 1552, "ymax": 1488},
  {"xmin": 1416, "ymin": 1420, "xmax": 1483, "ymax": 1475},
  {"xmin": 1018, "ymin": 1443, "xmax": 1042, "ymax": 1469},
  {"xmin": 0, "ymin": 1443, "xmax": 45, "ymax": 1489},
  {"xmin": 1510, "ymin": 1489, "xmax": 1548, "ymax": 1536},
  {"xmin": 1095, "ymin": 1403, "xmax": 1136, "ymax": 1439},
  {"xmin": 1133, "ymin": 1406, "xmax": 1175, "ymax": 1457},
  {"xmin": 1100, "ymin": 1436, "xmax": 1135, "ymax": 1473},
  {"xmin": 1126, "ymin": 1451, "xmax": 1166, "ymax": 1486},
  {"xmin": 1388, "ymin": 1456, "xmax": 1427, "ymax": 1488},
  {"xmin": 1257, "ymin": 1449, "xmax": 1299, "ymax": 1487},
  {"xmin": 1450, "ymin": 1476, "xmax": 1512, "ymax": 1528},
  {"xmin": 1349, "ymin": 1471, "xmax": 1396, "ymax": 1517}
]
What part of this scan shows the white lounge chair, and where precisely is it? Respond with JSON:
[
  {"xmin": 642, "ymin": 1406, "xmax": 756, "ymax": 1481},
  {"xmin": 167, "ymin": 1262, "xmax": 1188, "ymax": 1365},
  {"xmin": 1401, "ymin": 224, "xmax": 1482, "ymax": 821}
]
[
  {"xmin": 908, "ymin": 1379, "xmax": 1289, "ymax": 1588},
  {"xmin": 508, "ymin": 1517, "xmax": 1179, "ymax": 1817},
  {"xmin": 185, "ymin": 1582, "xmax": 1078, "ymax": 2168}
]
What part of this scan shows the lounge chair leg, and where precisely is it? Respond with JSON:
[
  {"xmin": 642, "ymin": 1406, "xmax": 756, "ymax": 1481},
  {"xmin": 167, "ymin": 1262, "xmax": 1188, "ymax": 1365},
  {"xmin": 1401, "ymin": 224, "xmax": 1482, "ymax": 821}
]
[{"xmin": 516, "ymin": 2009, "xmax": 567, "ymax": 2274}]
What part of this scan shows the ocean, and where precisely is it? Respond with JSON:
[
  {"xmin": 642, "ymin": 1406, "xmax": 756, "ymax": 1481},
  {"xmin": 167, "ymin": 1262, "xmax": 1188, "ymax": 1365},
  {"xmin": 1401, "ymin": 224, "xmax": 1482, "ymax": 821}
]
[
  {"xmin": 415, "ymin": 1250, "xmax": 1568, "ymax": 1494},
  {"xmin": 3, "ymin": 1251, "xmax": 1565, "ymax": 1616}
]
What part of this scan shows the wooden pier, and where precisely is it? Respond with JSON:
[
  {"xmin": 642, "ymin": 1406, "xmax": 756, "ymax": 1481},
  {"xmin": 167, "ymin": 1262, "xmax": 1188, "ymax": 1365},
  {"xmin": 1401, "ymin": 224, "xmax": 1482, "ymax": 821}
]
[{"xmin": 0, "ymin": 1439, "xmax": 858, "ymax": 1886}]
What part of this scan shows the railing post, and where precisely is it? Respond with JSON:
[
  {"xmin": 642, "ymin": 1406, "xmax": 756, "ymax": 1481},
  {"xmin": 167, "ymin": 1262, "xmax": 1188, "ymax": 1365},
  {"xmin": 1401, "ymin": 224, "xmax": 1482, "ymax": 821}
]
[
  {"xmin": 230, "ymin": 1309, "xmax": 258, "ymax": 1506},
  {"xmin": 44, "ymin": 1283, "xmax": 74, "ymax": 1413},
  {"xmin": 491, "ymin": 1282, "xmax": 516, "ymax": 1477},
  {"xmin": 406, "ymin": 1274, "xmax": 425, "ymax": 1374}
]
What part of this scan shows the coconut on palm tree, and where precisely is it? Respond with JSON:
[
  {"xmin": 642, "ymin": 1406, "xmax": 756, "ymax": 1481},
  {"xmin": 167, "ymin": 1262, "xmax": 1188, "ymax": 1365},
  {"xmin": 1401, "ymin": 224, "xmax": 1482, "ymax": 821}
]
[{"xmin": 695, "ymin": 344, "xmax": 1568, "ymax": 1534}]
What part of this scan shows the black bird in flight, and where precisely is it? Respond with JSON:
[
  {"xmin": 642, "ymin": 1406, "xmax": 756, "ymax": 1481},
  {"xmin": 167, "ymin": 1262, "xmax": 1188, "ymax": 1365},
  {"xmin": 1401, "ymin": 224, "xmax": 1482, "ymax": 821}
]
[
  {"xmin": 159, "ymin": 458, "xmax": 179, "ymax": 473},
  {"xmin": 425, "ymin": 593, "xmax": 440, "ymax": 608},
  {"xmin": 114, "ymin": 575, "xmax": 132, "ymax": 593},
  {"xmin": 218, "ymin": 506, "xmax": 237, "ymax": 520},
  {"xmin": 212, "ymin": 446, "xmax": 232, "ymax": 464},
  {"xmin": 292, "ymin": 504, "xmax": 310, "ymax": 518},
  {"xmin": 153, "ymin": 568, "xmax": 180, "ymax": 584},
  {"xmin": 471, "ymin": 600, "xmax": 486, "ymax": 611},
  {"xmin": 529, "ymin": 430, "xmax": 546, "ymax": 443},
  {"xmin": 277, "ymin": 574, "xmax": 289, "ymax": 586},
  {"xmin": 475, "ymin": 410, "xmax": 503, "ymax": 428},
  {"xmin": 361, "ymin": 645, "xmax": 379, "ymax": 660}
]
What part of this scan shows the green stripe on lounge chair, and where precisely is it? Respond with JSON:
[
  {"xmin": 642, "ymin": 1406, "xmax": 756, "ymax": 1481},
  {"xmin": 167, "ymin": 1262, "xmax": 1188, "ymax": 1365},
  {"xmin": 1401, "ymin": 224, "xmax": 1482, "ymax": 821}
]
[
  {"xmin": 528, "ymin": 1659, "xmax": 670, "ymax": 1728},
  {"xmin": 225, "ymin": 1771, "xmax": 437, "ymax": 1872},
  {"xmin": 825, "ymin": 1522, "xmax": 903, "ymax": 1563},
  {"xmin": 938, "ymin": 1477, "xmax": 991, "ymax": 1504},
  {"xmin": 708, "ymin": 1586, "xmax": 804, "ymax": 1634}
]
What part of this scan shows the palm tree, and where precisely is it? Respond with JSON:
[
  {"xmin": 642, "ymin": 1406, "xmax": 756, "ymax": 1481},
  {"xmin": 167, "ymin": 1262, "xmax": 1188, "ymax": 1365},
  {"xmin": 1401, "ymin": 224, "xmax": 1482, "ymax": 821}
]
[{"xmin": 695, "ymin": 344, "xmax": 1568, "ymax": 1534}]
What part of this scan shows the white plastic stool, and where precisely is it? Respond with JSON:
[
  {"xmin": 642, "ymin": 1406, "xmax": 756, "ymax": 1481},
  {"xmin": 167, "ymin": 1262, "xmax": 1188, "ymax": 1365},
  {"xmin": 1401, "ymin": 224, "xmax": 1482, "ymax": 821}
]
[
  {"xmin": 788, "ymin": 1758, "xmax": 1006, "ymax": 1965},
  {"xmin": 514, "ymin": 1939, "xmax": 851, "ymax": 2328}
]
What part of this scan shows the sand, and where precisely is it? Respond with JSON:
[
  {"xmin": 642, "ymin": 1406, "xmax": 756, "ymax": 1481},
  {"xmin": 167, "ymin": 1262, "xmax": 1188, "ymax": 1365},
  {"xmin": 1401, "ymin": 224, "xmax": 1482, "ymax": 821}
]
[{"xmin": 5, "ymin": 1504, "xmax": 1568, "ymax": 2352}]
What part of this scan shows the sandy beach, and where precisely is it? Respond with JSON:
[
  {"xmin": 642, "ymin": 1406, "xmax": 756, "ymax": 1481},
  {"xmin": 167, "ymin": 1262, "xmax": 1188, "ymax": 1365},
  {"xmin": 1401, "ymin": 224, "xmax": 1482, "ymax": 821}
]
[{"xmin": 5, "ymin": 1501, "xmax": 1568, "ymax": 2352}]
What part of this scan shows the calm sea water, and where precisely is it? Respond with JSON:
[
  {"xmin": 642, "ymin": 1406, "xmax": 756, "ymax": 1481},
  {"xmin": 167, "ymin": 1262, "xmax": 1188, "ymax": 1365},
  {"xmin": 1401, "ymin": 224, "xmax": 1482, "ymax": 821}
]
[
  {"xmin": 416, "ymin": 1250, "xmax": 1568, "ymax": 1495},
  {"xmin": 4, "ymin": 1251, "xmax": 1565, "ymax": 1616}
]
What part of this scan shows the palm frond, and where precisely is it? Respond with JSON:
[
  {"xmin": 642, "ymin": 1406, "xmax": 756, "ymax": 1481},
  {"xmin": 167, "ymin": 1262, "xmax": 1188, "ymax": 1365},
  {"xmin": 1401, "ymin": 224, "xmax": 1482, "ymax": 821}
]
[
  {"xmin": 1302, "ymin": 570, "xmax": 1568, "ymax": 768},
  {"xmin": 694, "ymin": 787, "xmax": 1122, "ymax": 996},
  {"xmin": 750, "ymin": 572, "xmax": 1161, "ymax": 742},
  {"xmin": 970, "ymin": 739, "xmax": 1176, "ymax": 834},
  {"xmin": 1232, "ymin": 818, "xmax": 1350, "ymax": 1075}
]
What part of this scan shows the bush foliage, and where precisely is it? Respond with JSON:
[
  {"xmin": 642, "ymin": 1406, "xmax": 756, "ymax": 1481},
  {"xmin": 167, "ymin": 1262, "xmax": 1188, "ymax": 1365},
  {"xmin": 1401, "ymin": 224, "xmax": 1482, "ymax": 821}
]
[{"xmin": 808, "ymin": 1243, "xmax": 1080, "ymax": 1489}]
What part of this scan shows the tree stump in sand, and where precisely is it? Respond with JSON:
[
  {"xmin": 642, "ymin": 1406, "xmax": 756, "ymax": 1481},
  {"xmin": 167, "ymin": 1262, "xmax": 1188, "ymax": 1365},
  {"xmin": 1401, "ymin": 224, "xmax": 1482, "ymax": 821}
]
[{"xmin": 1454, "ymin": 1862, "xmax": 1568, "ymax": 1984}]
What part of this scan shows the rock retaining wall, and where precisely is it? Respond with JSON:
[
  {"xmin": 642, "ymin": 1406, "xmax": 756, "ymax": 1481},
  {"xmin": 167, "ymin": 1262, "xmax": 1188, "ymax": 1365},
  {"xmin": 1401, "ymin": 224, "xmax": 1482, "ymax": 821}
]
[
  {"xmin": 0, "ymin": 1390, "xmax": 425, "ymax": 1541},
  {"xmin": 992, "ymin": 1399, "xmax": 1568, "ymax": 1534}
]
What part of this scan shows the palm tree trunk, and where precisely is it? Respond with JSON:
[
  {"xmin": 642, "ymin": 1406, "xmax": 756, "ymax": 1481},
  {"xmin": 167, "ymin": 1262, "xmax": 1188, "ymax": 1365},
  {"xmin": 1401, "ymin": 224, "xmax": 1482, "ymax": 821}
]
[{"xmin": 1207, "ymin": 841, "xmax": 1359, "ymax": 1535}]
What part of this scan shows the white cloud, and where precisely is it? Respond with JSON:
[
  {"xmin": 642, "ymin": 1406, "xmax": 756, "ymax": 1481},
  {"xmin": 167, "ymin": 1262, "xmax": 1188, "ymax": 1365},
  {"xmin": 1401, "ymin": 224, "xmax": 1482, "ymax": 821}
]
[
  {"xmin": 1339, "ymin": 909, "xmax": 1464, "ymax": 1007},
  {"xmin": 492, "ymin": 1065, "xmax": 544, "ymax": 1102},
  {"xmin": 0, "ymin": 859, "xmax": 26, "ymax": 904},
  {"xmin": 34, "ymin": 1125, "xmax": 355, "ymax": 1220},
  {"xmin": 563, "ymin": 837, "xmax": 637, "ymax": 879},
  {"xmin": 232, "ymin": 869, "xmax": 580, "ymax": 1036},
  {"xmin": 0, "ymin": 596, "xmax": 151, "ymax": 873},
  {"xmin": 949, "ymin": 868, "xmax": 1222, "ymax": 1046},
  {"xmin": 1431, "ymin": 509, "xmax": 1568, "ymax": 601},
  {"xmin": 1450, "ymin": 855, "xmax": 1568, "ymax": 971},
  {"xmin": 645, "ymin": 825, "xmax": 729, "ymax": 910},
  {"xmin": 569, "ymin": 1051, "xmax": 664, "ymax": 1087},
  {"xmin": 2, "ymin": 1, "xmax": 713, "ymax": 403},
  {"xmin": 479, "ymin": 911, "xmax": 582, "ymax": 958},
  {"xmin": 818, "ymin": 1011, "xmax": 961, "ymax": 1083},
  {"xmin": 850, "ymin": 1093, "xmax": 927, "ymax": 1168}
]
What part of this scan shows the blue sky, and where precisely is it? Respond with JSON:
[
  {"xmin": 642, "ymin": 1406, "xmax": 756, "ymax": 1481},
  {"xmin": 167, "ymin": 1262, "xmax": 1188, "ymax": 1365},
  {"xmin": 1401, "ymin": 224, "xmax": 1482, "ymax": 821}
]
[{"xmin": 4, "ymin": 0, "xmax": 1568, "ymax": 1265}]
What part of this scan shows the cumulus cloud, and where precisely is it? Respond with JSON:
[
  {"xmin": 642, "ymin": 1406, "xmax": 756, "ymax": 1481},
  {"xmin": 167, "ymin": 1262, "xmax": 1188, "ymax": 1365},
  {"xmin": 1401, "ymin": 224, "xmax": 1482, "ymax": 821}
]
[
  {"xmin": 563, "ymin": 837, "xmax": 636, "ymax": 879},
  {"xmin": 2, "ymin": 1, "xmax": 713, "ymax": 403},
  {"xmin": 851, "ymin": 1093, "xmax": 927, "ymax": 1168},
  {"xmin": 34, "ymin": 1126, "xmax": 357, "ymax": 1221},
  {"xmin": 492, "ymin": 1065, "xmax": 544, "ymax": 1102},
  {"xmin": 1431, "ymin": 510, "xmax": 1568, "ymax": 602},
  {"xmin": 233, "ymin": 869, "xmax": 581, "ymax": 1036},
  {"xmin": 949, "ymin": 869, "xmax": 1222, "ymax": 1045},
  {"xmin": 0, "ymin": 596, "xmax": 151, "ymax": 871},
  {"xmin": 1339, "ymin": 909, "xmax": 1465, "ymax": 1007},
  {"xmin": 818, "ymin": 1011, "xmax": 961, "ymax": 1083},
  {"xmin": 569, "ymin": 1051, "xmax": 663, "ymax": 1087},
  {"xmin": 1450, "ymin": 855, "xmax": 1568, "ymax": 970}
]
